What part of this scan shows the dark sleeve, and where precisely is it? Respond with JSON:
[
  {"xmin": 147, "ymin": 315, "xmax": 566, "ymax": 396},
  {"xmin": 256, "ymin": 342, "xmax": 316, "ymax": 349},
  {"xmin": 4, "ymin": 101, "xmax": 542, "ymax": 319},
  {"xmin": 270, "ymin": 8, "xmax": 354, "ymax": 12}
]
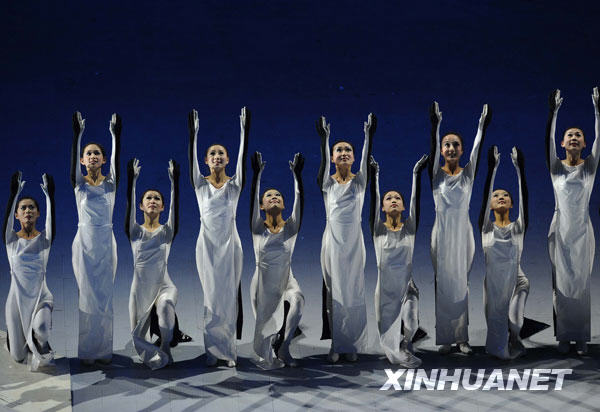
[
  {"xmin": 428, "ymin": 103, "xmax": 438, "ymax": 185},
  {"xmin": 478, "ymin": 147, "xmax": 496, "ymax": 233},
  {"xmin": 369, "ymin": 163, "xmax": 377, "ymax": 237},
  {"xmin": 239, "ymin": 109, "xmax": 251, "ymax": 191},
  {"xmin": 517, "ymin": 148, "xmax": 529, "ymax": 234},
  {"xmin": 172, "ymin": 160, "xmax": 181, "ymax": 241},
  {"xmin": 317, "ymin": 121, "xmax": 327, "ymax": 190},
  {"xmin": 3, "ymin": 172, "xmax": 19, "ymax": 245},
  {"xmin": 545, "ymin": 91, "xmax": 557, "ymax": 170},
  {"xmin": 47, "ymin": 174, "xmax": 56, "ymax": 244},
  {"xmin": 413, "ymin": 168, "xmax": 424, "ymax": 233},
  {"xmin": 124, "ymin": 159, "xmax": 134, "ymax": 240},
  {"xmin": 295, "ymin": 158, "xmax": 305, "ymax": 232},
  {"xmin": 70, "ymin": 113, "xmax": 79, "ymax": 189},
  {"xmin": 188, "ymin": 111, "xmax": 196, "ymax": 188}
]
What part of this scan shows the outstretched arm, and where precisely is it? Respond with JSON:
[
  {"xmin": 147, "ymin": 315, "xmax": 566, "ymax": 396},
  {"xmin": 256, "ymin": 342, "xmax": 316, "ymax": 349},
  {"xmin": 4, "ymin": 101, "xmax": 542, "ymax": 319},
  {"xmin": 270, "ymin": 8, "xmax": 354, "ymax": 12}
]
[
  {"xmin": 545, "ymin": 90, "xmax": 562, "ymax": 170},
  {"xmin": 358, "ymin": 113, "xmax": 376, "ymax": 185},
  {"xmin": 167, "ymin": 159, "xmax": 180, "ymax": 241},
  {"xmin": 288, "ymin": 153, "xmax": 305, "ymax": 234},
  {"xmin": 109, "ymin": 113, "xmax": 122, "ymax": 187},
  {"xmin": 40, "ymin": 174, "xmax": 56, "ymax": 244},
  {"xmin": 589, "ymin": 87, "xmax": 600, "ymax": 169},
  {"xmin": 478, "ymin": 146, "xmax": 499, "ymax": 233},
  {"xmin": 124, "ymin": 159, "xmax": 140, "ymax": 240},
  {"xmin": 369, "ymin": 156, "xmax": 383, "ymax": 237},
  {"xmin": 428, "ymin": 102, "xmax": 442, "ymax": 183},
  {"xmin": 511, "ymin": 147, "xmax": 529, "ymax": 234},
  {"xmin": 188, "ymin": 109, "xmax": 204, "ymax": 188},
  {"xmin": 234, "ymin": 107, "xmax": 250, "ymax": 189},
  {"xmin": 467, "ymin": 104, "xmax": 491, "ymax": 178},
  {"xmin": 3, "ymin": 172, "xmax": 24, "ymax": 245},
  {"xmin": 249, "ymin": 152, "xmax": 265, "ymax": 234},
  {"xmin": 70, "ymin": 112, "xmax": 85, "ymax": 188},
  {"xmin": 407, "ymin": 154, "xmax": 429, "ymax": 234},
  {"xmin": 316, "ymin": 116, "xmax": 331, "ymax": 190}
]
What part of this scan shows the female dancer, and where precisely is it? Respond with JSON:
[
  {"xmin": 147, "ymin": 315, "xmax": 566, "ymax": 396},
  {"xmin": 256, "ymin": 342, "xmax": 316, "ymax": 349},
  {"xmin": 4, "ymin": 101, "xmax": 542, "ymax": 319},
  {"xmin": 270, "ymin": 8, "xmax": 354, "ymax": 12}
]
[
  {"xmin": 479, "ymin": 146, "xmax": 530, "ymax": 359},
  {"xmin": 71, "ymin": 111, "xmax": 121, "ymax": 364},
  {"xmin": 125, "ymin": 158, "xmax": 183, "ymax": 369},
  {"xmin": 369, "ymin": 154, "xmax": 427, "ymax": 367},
  {"xmin": 429, "ymin": 101, "xmax": 491, "ymax": 355},
  {"xmin": 188, "ymin": 107, "xmax": 249, "ymax": 367},
  {"xmin": 546, "ymin": 88, "xmax": 600, "ymax": 355},
  {"xmin": 317, "ymin": 113, "xmax": 375, "ymax": 362},
  {"xmin": 4, "ymin": 172, "xmax": 55, "ymax": 370},
  {"xmin": 249, "ymin": 152, "xmax": 305, "ymax": 368}
]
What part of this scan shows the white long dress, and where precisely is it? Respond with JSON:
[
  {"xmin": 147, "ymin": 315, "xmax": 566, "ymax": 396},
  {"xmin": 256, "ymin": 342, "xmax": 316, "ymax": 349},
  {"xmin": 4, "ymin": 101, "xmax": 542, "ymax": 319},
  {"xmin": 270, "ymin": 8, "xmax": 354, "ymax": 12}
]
[
  {"xmin": 430, "ymin": 121, "xmax": 484, "ymax": 345},
  {"xmin": 191, "ymin": 134, "xmax": 245, "ymax": 362},
  {"xmin": 250, "ymin": 166, "xmax": 303, "ymax": 367},
  {"xmin": 547, "ymin": 108, "xmax": 600, "ymax": 342},
  {"xmin": 481, "ymin": 161, "xmax": 529, "ymax": 358},
  {"xmin": 128, "ymin": 178, "xmax": 177, "ymax": 370},
  {"xmin": 72, "ymin": 135, "xmax": 118, "ymax": 361},
  {"xmin": 320, "ymin": 133, "xmax": 370, "ymax": 354},
  {"xmin": 5, "ymin": 188, "xmax": 54, "ymax": 367},
  {"xmin": 372, "ymin": 166, "xmax": 420, "ymax": 364}
]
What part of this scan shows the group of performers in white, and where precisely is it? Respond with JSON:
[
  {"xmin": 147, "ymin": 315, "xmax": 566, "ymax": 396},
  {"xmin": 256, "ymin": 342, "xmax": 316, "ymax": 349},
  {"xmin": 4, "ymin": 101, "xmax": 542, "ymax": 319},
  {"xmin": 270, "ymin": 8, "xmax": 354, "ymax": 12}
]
[{"xmin": 3, "ymin": 87, "xmax": 599, "ymax": 371}]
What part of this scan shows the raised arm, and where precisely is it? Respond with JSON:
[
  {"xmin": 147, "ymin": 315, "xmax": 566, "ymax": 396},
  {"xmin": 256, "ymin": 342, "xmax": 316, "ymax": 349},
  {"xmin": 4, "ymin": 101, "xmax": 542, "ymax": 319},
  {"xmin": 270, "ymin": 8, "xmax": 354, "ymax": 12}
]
[
  {"xmin": 369, "ymin": 156, "xmax": 383, "ymax": 237},
  {"xmin": 167, "ymin": 159, "xmax": 180, "ymax": 241},
  {"xmin": 3, "ymin": 172, "xmax": 24, "ymax": 244},
  {"xmin": 428, "ymin": 102, "xmax": 442, "ymax": 183},
  {"xmin": 287, "ymin": 153, "xmax": 305, "ymax": 234},
  {"xmin": 188, "ymin": 109, "xmax": 204, "ymax": 188},
  {"xmin": 70, "ymin": 112, "xmax": 85, "ymax": 188},
  {"xmin": 406, "ymin": 154, "xmax": 429, "ymax": 234},
  {"xmin": 545, "ymin": 90, "xmax": 562, "ymax": 170},
  {"xmin": 109, "ymin": 113, "xmax": 122, "ymax": 187},
  {"xmin": 249, "ymin": 152, "xmax": 266, "ymax": 234},
  {"xmin": 589, "ymin": 87, "xmax": 600, "ymax": 169},
  {"xmin": 478, "ymin": 146, "xmax": 499, "ymax": 233},
  {"xmin": 124, "ymin": 158, "xmax": 140, "ymax": 240},
  {"xmin": 467, "ymin": 104, "xmax": 491, "ymax": 178},
  {"xmin": 234, "ymin": 107, "xmax": 250, "ymax": 189},
  {"xmin": 40, "ymin": 174, "xmax": 56, "ymax": 244},
  {"xmin": 316, "ymin": 116, "xmax": 331, "ymax": 190},
  {"xmin": 511, "ymin": 147, "xmax": 529, "ymax": 234},
  {"xmin": 358, "ymin": 113, "xmax": 376, "ymax": 184}
]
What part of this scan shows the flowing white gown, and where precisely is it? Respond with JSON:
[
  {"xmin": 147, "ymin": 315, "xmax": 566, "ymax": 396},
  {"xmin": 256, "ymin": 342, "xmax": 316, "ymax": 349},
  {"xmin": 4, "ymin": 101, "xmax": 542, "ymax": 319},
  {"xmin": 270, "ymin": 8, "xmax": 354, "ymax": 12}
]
[
  {"xmin": 5, "ymin": 185, "xmax": 54, "ymax": 368},
  {"xmin": 320, "ymin": 132, "xmax": 370, "ymax": 354},
  {"xmin": 547, "ymin": 105, "xmax": 600, "ymax": 343},
  {"xmin": 250, "ymin": 165, "xmax": 303, "ymax": 367}
]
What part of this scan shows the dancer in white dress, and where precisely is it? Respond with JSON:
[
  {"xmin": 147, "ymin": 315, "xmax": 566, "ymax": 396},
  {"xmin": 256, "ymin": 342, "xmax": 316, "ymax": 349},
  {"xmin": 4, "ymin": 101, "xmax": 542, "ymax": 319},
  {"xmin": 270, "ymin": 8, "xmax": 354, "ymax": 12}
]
[
  {"xmin": 249, "ymin": 152, "xmax": 305, "ymax": 369},
  {"xmin": 125, "ymin": 158, "xmax": 183, "ymax": 369},
  {"xmin": 546, "ymin": 88, "xmax": 600, "ymax": 355},
  {"xmin": 428, "ymin": 101, "xmax": 491, "ymax": 355},
  {"xmin": 188, "ymin": 107, "xmax": 249, "ymax": 367},
  {"xmin": 369, "ymin": 154, "xmax": 427, "ymax": 367},
  {"xmin": 70, "ymin": 111, "xmax": 121, "ymax": 364},
  {"xmin": 479, "ymin": 146, "xmax": 530, "ymax": 360},
  {"xmin": 4, "ymin": 172, "xmax": 55, "ymax": 371},
  {"xmin": 317, "ymin": 113, "xmax": 375, "ymax": 362}
]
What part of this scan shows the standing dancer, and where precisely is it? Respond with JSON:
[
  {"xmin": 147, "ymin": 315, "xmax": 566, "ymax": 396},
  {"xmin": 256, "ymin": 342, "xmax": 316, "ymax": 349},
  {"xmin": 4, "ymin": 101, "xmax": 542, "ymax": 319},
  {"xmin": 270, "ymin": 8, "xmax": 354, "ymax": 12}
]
[
  {"xmin": 4, "ymin": 172, "xmax": 55, "ymax": 370},
  {"xmin": 126, "ymin": 158, "xmax": 184, "ymax": 369},
  {"xmin": 369, "ymin": 154, "xmax": 428, "ymax": 366},
  {"xmin": 479, "ymin": 146, "xmax": 530, "ymax": 359},
  {"xmin": 317, "ymin": 113, "xmax": 375, "ymax": 362},
  {"xmin": 71, "ymin": 112, "xmax": 121, "ymax": 365},
  {"xmin": 429, "ymin": 101, "xmax": 491, "ymax": 355},
  {"xmin": 546, "ymin": 88, "xmax": 600, "ymax": 355},
  {"xmin": 189, "ymin": 108, "xmax": 249, "ymax": 367},
  {"xmin": 249, "ymin": 152, "xmax": 305, "ymax": 368}
]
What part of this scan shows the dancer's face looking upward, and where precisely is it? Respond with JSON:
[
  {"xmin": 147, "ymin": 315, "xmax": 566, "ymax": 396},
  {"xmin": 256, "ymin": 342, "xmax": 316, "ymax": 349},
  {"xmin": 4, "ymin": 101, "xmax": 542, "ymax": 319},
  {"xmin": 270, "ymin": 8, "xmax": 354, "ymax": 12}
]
[
  {"xmin": 441, "ymin": 134, "xmax": 463, "ymax": 163},
  {"xmin": 140, "ymin": 190, "xmax": 165, "ymax": 215},
  {"xmin": 205, "ymin": 144, "xmax": 229, "ymax": 169},
  {"xmin": 261, "ymin": 189, "xmax": 285, "ymax": 211},
  {"xmin": 381, "ymin": 191, "xmax": 405, "ymax": 215},
  {"xmin": 15, "ymin": 198, "xmax": 40, "ymax": 226},
  {"xmin": 561, "ymin": 128, "xmax": 586, "ymax": 153},
  {"xmin": 490, "ymin": 189, "xmax": 513, "ymax": 211},
  {"xmin": 80, "ymin": 144, "xmax": 106, "ymax": 171},
  {"xmin": 331, "ymin": 141, "xmax": 354, "ymax": 166}
]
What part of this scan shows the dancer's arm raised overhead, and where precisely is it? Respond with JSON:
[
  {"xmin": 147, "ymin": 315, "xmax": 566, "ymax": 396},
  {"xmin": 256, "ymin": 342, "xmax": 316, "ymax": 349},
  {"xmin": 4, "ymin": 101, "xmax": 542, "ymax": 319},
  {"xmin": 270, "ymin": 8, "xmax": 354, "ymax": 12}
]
[
  {"xmin": 250, "ymin": 152, "xmax": 266, "ymax": 235},
  {"xmin": 316, "ymin": 116, "xmax": 331, "ymax": 191},
  {"xmin": 369, "ymin": 156, "xmax": 383, "ymax": 237},
  {"xmin": 479, "ymin": 146, "xmax": 500, "ymax": 233},
  {"xmin": 428, "ymin": 102, "xmax": 442, "ymax": 182},
  {"xmin": 70, "ymin": 112, "xmax": 85, "ymax": 188},
  {"xmin": 465, "ymin": 104, "xmax": 491, "ymax": 178},
  {"xmin": 358, "ymin": 113, "xmax": 376, "ymax": 186},
  {"xmin": 188, "ymin": 109, "xmax": 204, "ymax": 188},
  {"xmin": 406, "ymin": 154, "xmax": 429, "ymax": 234},
  {"xmin": 166, "ymin": 159, "xmax": 180, "ymax": 241},
  {"xmin": 589, "ymin": 87, "xmax": 600, "ymax": 170},
  {"xmin": 109, "ymin": 113, "xmax": 122, "ymax": 186},
  {"xmin": 287, "ymin": 153, "xmax": 305, "ymax": 235},
  {"xmin": 511, "ymin": 147, "xmax": 528, "ymax": 234},
  {"xmin": 234, "ymin": 107, "xmax": 250, "ymax": 190},
  {"xmin": 40, "ymin": 173, "xmax": 56, "ymax": 244},
  {"xmin": 125, "ymin": 159, "xmax": 141, "ymax": 241},
  {"xmin": 545, "ymin": 90, "xmax": 563, "ymax": 170},
  {"xmin": 3, "ymin": 172, "xmax": 24, "ymax": 244}
]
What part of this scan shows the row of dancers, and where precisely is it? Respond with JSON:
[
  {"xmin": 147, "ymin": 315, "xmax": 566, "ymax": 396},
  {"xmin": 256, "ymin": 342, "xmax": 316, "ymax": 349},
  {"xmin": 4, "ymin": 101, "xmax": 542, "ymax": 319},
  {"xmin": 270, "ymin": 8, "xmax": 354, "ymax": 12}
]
[{"xmin": 4, "ymin": 87, "xmax": 598, "ymax": 371}]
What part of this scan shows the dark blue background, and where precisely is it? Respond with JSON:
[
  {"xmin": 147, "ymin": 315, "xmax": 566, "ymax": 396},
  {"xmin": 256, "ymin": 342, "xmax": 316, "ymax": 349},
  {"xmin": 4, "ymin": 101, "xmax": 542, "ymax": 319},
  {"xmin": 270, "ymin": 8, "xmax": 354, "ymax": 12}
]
[{"xmin": 2, "ymin": 1, "xmax": 600, "ymax": 327}]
